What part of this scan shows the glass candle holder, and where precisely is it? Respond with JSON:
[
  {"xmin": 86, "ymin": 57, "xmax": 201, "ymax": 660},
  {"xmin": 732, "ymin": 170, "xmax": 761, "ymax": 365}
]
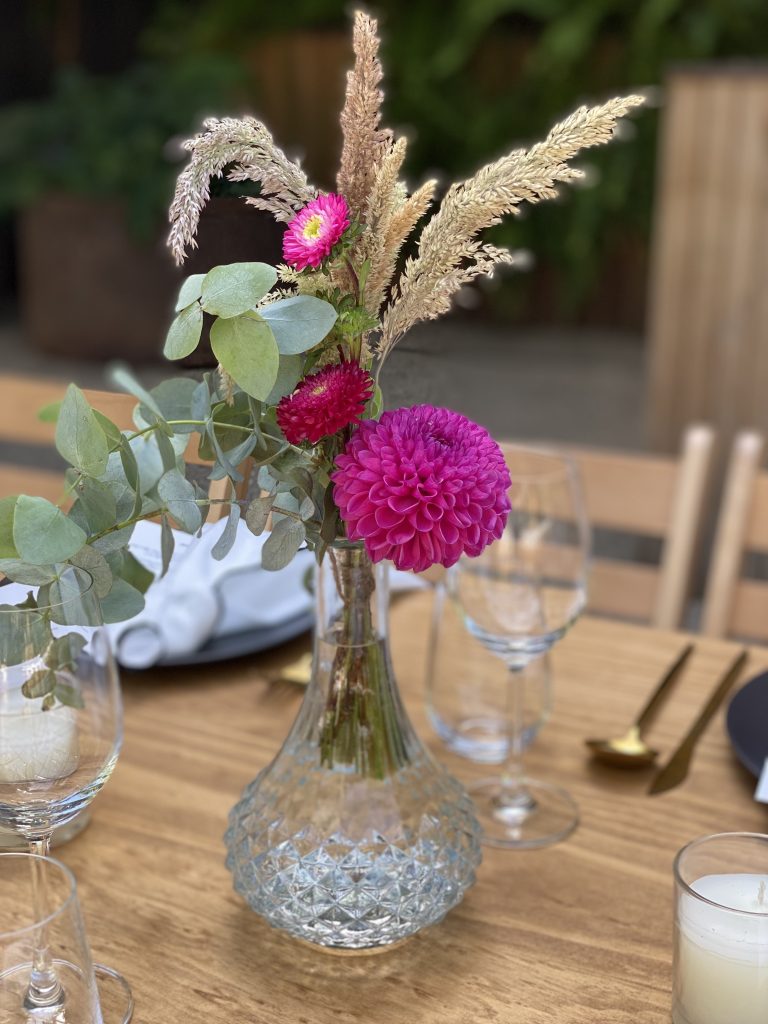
[{"xmin": 673, "ymin": 832, "xmax": 768, "ymax": 1024}]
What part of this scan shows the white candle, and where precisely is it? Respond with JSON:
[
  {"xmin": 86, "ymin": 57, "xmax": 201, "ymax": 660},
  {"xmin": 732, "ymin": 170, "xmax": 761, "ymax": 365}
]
[
  {"xmin": 674, "ymin": 873, "xmax": 768, "ymax": 1024},
  {"xmin": 0, "ymin": 684, "xmax": 79, "ymax": 784}
]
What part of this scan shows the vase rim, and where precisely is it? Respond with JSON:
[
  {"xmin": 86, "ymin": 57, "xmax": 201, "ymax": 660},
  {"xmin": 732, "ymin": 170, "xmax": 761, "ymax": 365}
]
[{"xmin": 328, "ymin": 538, "xmax": 368, "ymax": 553}]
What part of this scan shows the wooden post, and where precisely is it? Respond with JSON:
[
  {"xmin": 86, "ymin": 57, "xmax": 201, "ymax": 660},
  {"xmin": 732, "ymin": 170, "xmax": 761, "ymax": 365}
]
[{"xmin": 647, "ymin": 67, "xmax": 768, "ymax": 459}]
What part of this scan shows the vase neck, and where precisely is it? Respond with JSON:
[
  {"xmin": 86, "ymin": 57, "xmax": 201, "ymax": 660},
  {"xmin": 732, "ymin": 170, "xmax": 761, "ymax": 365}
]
[{"xmin": 316, "ymin": 543, "xmax": 388, "ymax": 648}]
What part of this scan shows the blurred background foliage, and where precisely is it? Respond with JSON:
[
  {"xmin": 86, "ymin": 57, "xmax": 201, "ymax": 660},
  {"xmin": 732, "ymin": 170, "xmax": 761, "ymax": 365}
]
[
  {"xmin": 0, "ymin": 57, "xmax": 245, "ymax": 238},
  {"xmin": 3, "ymin": 0, "xmax": 768, "ymax": 325}
]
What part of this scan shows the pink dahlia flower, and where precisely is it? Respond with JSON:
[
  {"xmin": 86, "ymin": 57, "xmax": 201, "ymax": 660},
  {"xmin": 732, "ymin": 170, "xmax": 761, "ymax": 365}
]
[
  {"xmin": 277, "ymin": 362, "xmax": 374, "ymax": 445},
  {"xmin": 332, "ymin": 405, "xmax": 511, "ymax": 573},
  {"xmin": 282, "ymin": 193, "xmax": 350, "ymax": 271}
]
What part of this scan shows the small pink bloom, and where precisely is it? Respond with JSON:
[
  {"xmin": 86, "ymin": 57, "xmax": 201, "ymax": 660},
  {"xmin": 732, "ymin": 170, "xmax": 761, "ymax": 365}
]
[
  {"xmin": 282, "ymin": 193, "xmax": 350, "ymax": 271},
  {"xmin": 332, "ymin": 405, "xmax": 511, "ymax": 573},
  {"xmin": 277, "ymin": 362, "xmax": 374, "ymax": 445}
]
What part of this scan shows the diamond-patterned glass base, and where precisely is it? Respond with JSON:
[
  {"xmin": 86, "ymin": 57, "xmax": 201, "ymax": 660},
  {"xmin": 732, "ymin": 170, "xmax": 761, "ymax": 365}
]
[
  {"xmin": 225, "ymin": 743, "xmax": 482, "ymax": 949},
  {"xmin": 225, "ymin": 545, "xmax": 482, "ymax": 950}
]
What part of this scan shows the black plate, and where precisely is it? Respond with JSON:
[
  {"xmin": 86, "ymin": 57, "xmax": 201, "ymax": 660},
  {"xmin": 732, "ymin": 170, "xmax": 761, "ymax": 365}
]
[
  {"xmin": 726, "ymin": 671, "xmax": 768, "ymax": 777},
  {"xmin": 125, "ymin": 609, "xmax": 314, "ymax": 669}
]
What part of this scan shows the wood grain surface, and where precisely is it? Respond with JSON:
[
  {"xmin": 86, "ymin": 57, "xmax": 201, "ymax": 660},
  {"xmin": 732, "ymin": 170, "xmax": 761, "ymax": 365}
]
[{"xmin": 55, "ymin": 595, "xmax": 768, "ymax": 1024}]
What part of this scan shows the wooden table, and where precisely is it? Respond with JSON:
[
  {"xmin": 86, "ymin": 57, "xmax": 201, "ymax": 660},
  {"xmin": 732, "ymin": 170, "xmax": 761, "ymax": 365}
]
[{"xmin": 60, "ymin": 595, "xmax": 768, "ymax": 1024}]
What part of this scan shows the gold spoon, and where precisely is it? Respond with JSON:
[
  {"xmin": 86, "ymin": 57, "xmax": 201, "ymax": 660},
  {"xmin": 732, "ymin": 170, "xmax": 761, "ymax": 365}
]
[{"xmin": 585, "ymin": 642, "xmax": 694, "ymax": 768}]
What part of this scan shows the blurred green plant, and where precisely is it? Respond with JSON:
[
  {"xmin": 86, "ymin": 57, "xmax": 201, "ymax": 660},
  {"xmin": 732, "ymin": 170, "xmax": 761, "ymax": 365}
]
[
  {"xmin": 0, "ymin": 56, "xmax": 246, "ymax": 238},
  {"xmin": 146, "ymin": 0, "xmax": 768, "ymax": 314}
]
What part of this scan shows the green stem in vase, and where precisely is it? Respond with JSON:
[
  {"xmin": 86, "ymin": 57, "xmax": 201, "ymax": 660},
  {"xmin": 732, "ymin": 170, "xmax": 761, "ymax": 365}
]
[{"xmin": 318, "ymin": 546, "xmax": 408, "ymax": 778}]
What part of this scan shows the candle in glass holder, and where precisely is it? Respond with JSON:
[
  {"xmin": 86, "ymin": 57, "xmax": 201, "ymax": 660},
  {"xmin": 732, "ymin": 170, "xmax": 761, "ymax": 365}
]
[
  {"xmin": 0, "ymin": 686, "xmax": 79, "ymax": 783},
  {"xmin": 673, "ymin": 834, "xmax": 768, "ymax": 1024}
]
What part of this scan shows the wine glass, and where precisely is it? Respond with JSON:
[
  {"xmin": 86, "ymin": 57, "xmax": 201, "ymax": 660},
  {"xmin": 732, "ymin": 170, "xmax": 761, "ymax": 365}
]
[
  {"xmin": 0, "ymin": 567, "xmax": 132, "ymax": 1020},
  {"xmin": 449, "ymin": 445, "xmax": 590, "ymax": 849},
  {"xmin": 1, "ymin": 852, "xmax": 133, "ymax": 1024},
  {"xmin": 426, "ymin": 578, "xmax": 552, "ymax": 763}
]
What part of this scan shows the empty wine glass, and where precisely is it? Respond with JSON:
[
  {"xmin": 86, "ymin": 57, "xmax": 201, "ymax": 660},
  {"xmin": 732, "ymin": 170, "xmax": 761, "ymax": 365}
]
[
  {"xmin": 0, "ymin": 567, "xmax": 131, "ymax": 1019},
  {"xmin": 449, "ymin": 445, "xmax": 590, "ymax": 849},
  {"xmin": 0, "ymin": 852, "xmax": 133, "ymax": 1024},
  {"xmin": 426, "ymin": 579, "xmax": 552, "ymax": 763}
]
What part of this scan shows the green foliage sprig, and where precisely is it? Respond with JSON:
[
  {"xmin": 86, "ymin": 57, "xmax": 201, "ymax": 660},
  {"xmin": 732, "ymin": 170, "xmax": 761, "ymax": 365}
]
[
  {"xmin": 0, "ymin": 57, "xmax": 246, "ymax": 237},
  {"xmin": 0, "ymin": 263, "xmax": 340, "ymax": 655}
]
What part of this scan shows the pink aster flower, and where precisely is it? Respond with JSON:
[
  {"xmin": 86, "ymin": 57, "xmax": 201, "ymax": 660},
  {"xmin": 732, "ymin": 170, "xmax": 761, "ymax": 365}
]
[
  {"xmin": 282, "ymin": 193, "xmax": 350, "ymax": 271},
  {"xmin": 332, "ymin": 405, "xmax": 511, "ymax": 573},
  {"xmin": 277, "ymin": 362, "xmax": 374, "ymax": 446}
]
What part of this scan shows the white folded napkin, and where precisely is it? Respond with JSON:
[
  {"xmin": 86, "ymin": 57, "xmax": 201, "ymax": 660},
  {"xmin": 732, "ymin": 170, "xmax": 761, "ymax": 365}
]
[
  {"xmin": 109, "ymin": 520, "xmax": 314, "ymax": 668},
  {"xmin": 0, "ymin": 520, "xmax": 427, "ymax": 671}
]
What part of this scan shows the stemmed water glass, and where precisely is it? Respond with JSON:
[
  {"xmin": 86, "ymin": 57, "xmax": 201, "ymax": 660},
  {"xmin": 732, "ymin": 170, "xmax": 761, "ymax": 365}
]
[
  {"xmin": 0, "ymin": 853, "xmax": 133, "ymax": 1024},
  {"xmin": 449, "ymin": 445, "xmax": 590, "ymax": 849},
  {"xmin": 0, "ymin": 567, "xmax": 132, "ymax": 1021}
]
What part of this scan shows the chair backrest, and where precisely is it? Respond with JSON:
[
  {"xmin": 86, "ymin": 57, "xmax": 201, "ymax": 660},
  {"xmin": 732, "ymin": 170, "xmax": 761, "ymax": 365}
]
[
  {"xmin": 503, "ymin": 426, "xmax": 715, "ymax": 629},
  {"xmin": 0, "ymin": 373, "xmax": 234, "ymax": 521},
  {"xmin": 701, "ymin": 431, "xmax": 768, "ymax": 640}
]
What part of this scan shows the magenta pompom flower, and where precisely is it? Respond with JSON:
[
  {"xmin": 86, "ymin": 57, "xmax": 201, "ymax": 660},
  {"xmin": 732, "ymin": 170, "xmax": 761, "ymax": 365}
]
[
  {"xmin": 277, "ymin": 362, "xmax": 374, "ymax": 446},
  {"xmin": 332, "ymin": 405, "xmax": 511, "ymax": 573},
  {"xmin": 282, "ymin": 193, "xmax": 350, "ymax": 271}
]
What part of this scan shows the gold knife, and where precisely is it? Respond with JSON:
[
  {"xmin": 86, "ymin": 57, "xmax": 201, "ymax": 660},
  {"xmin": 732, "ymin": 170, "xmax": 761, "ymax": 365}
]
[{"xmin": 648, "ymin": 648, "xmax": 748, "ymax": 795}]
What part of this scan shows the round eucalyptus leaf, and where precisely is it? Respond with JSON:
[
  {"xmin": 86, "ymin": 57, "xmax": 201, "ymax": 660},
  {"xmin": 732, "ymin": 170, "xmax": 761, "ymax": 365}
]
[
  {"xmin": 73, "ymin": 479, "xmax": 118, "ymax": 535},
  {"xmin": 68, "ymin": 545, "xmax": 113, "ymax": 599},
  {"xmin": 266, "ymin": 355, "xmax": 304, "ymax": 404},
  {"xmin": 0, "ymin": 560, "xmax": 58, "ymax": 586},
  {"xmin": 245, "ymin": 496, "xmax": 273, "ymax": 537},
  {"xmin": 13, "ymin": 496, "xmax": 87, "ymax": 565},
  {"xmin": 174, "ymin": 273, "xmax": 206, "ymax": 312},
  {"xmin": 99, "ymin": 578, "xmax": 145, "ymax": 623},
  {"xmin": 210, "ymin": 315, "xmax": 279, "ymax": 402},
  {"xmin": 261, "ymin": 518, "xmax": 305, "ymax": 571},
  {"xmin": 164, "ymin": 302, "xmax": 204, "ymax": 360},
  {"xmin": 201, "ymin": 263, "xmax": 278, "ymax": 319},
  {"xmin": 211, "ymin": 504, "xmax": 241, "ymax": 561},
  {"xmin": 146, "ymin": 378, "xmax": 200, "ymax": 432},
  {"xmin": 157, "ymin": 470, "xmax": 202, "ymax": 534},
  {"xmin": 259, "ymin": 295, "xmax": 338, "ymax": 354},
  {"xmin": 0, "ymin": 495, "xmax": 19, "ymax": 559},
  {"xmin": 55, "ymin": 384, "xmax": 109, "ymax": 478}
]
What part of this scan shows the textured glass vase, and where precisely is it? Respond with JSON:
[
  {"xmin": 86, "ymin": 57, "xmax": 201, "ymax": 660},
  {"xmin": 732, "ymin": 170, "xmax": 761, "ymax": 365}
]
[{"xmin": 225, "ymin": 541, "xmax": 481, "ymax": 950}]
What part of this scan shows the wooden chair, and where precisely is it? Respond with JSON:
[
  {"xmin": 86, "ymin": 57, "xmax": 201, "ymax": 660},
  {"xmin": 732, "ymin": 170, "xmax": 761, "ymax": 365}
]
[
  {"xmin": 701, "ymin": 430, "xmax": 768, "ymax": 640},
  {"xmin": 0, "ymin": 372, "xmax": 234, "ymax": 520},
  {"xmin": 503, "ymin": 426, "xmax": 715, "ymax": 629}
]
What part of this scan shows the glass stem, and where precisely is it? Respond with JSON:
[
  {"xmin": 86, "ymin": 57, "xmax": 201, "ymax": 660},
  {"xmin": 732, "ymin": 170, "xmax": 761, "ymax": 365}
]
[
  {"xmin": 24, "ymin": 833, "xmax": 65, "ymax": 1011},
  {"xmin": 495, "ymin": 663, "xmax": 537, "ymax": 819}
]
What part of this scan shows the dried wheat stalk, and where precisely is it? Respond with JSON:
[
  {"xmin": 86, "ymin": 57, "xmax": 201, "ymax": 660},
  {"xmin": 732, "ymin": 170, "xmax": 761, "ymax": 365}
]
[
  {"xmin": 168, "ymin": 116, "xmax": 315, "ymax": 265},
  {"xmin": 379, "ymin": 94, "xmax": 645, "ymax": 354},
  {"xmin": 364, "ymin": 178, "xmax": 437, "ymax": 313},
  {"xmin": 337, "ymin": 11, "xmax": 392, "ymax": 218}
]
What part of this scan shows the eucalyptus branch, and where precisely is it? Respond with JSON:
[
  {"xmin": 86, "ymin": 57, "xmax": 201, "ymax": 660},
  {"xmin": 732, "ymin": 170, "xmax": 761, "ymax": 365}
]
[
  {"xmin": 123, "ymin": 419, "xmax": 255, "ymax": 444},
  {"xmin": 88, "ymin": 508, "xmax": 164, "ymax": 543}
]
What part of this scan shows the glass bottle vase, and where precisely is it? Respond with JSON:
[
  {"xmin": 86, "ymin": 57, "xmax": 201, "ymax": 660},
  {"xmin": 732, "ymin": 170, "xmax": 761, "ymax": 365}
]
[{"xmin": 224, "ymin": 541, "xmax": 482, "ymax": 950}]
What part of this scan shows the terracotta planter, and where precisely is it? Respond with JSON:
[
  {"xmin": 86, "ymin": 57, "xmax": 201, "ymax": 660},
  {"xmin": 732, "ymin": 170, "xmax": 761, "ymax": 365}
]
[{"xmin": 18, "ymin": 195, "xmax": 284, "ymax": 364}]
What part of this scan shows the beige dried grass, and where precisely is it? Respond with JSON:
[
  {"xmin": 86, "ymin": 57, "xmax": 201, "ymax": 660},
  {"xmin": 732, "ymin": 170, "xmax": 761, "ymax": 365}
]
[
  {"xmin": 379, "ymin": 94, "xmax": 645, "ymax": 354},
  {"xmin": 168, "ymin": 116, "xmax": 315, "ymax": 265},
  {"xmin": 337, "ymin": 12, "xmax": 392, "ymax": 219}
]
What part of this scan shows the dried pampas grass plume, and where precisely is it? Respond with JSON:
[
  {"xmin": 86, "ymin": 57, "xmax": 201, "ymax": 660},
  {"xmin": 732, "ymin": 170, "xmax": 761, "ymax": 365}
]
[
  {"xmin": 337, "ymin": 11, "xmax": 392, "ymax": 219},
  {"xmin": 380, "ymin": 94, "xmax": 645, "ymax": 354},
  {"xmin": 168, "ymin": 116, "xmax": 315, "ymax": 265},
  {"xmin": 364, "ymin": 176, "xmax": 436, "ymax": 315},
  {"xmin": 166, "ymin": 12, "xmax": 644, "ymax": 374}
]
